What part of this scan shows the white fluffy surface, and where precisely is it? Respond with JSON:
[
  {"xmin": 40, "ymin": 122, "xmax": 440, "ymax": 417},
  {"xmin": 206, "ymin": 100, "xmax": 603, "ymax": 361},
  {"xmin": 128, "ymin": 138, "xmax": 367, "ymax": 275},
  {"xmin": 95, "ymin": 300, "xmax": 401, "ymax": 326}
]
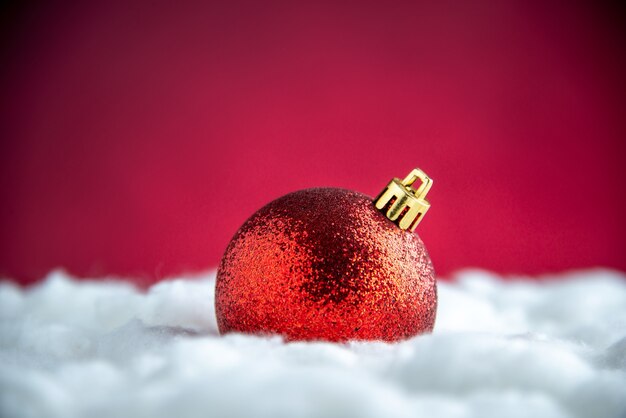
[{"xmin": 1, "ymin": 269, "xmax": 626, "ymax": 418}]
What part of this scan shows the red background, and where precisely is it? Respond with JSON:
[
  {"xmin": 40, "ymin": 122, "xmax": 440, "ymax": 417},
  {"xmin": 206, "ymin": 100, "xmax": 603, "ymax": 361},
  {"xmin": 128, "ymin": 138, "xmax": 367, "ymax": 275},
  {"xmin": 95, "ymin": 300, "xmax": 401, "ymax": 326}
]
[{"xmin": 1, "ymin": 1, "xmax": 625, "ymax": 285}]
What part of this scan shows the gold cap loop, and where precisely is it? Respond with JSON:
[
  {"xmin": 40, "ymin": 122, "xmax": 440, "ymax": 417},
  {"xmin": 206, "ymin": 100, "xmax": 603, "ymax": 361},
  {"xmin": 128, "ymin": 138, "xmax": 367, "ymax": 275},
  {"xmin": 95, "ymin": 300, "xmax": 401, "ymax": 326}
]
[{"xmin": 374, "ymin": 168, "xmax": 433, "ymax": 232}]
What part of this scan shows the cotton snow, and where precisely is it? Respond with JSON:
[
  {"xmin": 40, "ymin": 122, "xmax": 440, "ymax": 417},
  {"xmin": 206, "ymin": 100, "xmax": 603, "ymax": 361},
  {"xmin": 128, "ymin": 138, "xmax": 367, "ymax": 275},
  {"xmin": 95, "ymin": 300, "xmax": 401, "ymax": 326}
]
[{"xmin": 1, "ymin": 269, "xmax": 625, "ymax": 418}]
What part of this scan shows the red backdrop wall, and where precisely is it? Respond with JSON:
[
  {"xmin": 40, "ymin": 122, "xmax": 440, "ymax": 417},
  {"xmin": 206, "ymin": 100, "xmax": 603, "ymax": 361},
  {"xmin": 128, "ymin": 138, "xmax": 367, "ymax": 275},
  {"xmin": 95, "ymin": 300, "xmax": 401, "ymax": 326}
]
[{"xmin": 1, "ymin": 1, "xmax": 625, "ymax": 285}]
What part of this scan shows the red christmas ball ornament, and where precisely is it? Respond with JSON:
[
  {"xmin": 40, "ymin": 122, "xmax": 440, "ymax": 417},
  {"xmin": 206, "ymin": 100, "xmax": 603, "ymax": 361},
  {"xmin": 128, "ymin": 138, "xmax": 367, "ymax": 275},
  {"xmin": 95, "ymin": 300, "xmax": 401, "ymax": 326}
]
[{"xmin": 215, "ymin": 169, "xmax": 437, "ymax": 342}]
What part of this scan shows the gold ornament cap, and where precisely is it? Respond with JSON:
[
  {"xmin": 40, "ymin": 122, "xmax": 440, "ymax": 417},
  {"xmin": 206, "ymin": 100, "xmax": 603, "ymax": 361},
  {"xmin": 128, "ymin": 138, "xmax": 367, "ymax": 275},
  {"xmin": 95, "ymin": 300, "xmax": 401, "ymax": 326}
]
[{"xmin": 374, "ymin": 168, "xmax": 433, "ymax": 232}]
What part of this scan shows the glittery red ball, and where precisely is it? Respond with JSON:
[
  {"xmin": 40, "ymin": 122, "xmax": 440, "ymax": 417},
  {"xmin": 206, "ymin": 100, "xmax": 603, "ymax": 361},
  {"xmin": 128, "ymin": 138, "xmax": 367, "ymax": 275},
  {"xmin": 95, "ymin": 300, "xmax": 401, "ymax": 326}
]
[{"xmin": 215, "ymin": 188, "xmax": 436, "ymax": 342}]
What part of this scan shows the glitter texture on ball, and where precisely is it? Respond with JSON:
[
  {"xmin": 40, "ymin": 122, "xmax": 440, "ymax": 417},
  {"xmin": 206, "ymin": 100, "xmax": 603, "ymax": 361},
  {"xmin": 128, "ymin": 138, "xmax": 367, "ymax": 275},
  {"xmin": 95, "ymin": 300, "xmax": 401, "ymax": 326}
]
[{"xmin": 215, "ymin": 188, "xmax": 436, "ymax": 342}]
